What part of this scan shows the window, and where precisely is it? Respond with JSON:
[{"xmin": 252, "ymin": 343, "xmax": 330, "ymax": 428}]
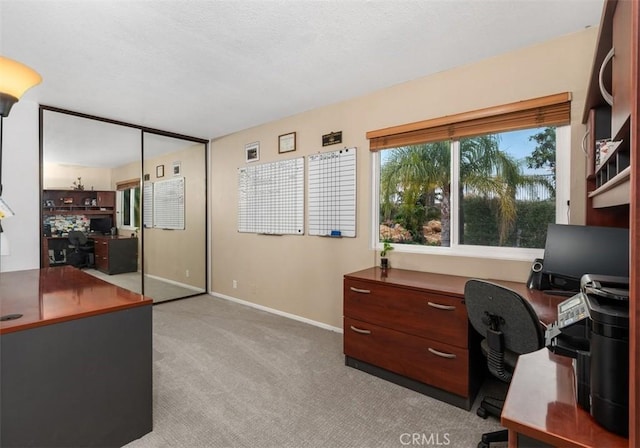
[
  {"xmin": 116, "ymin": 179, "xmax": 140, "ymax": 230},
  {"xmin": 370, "ymin": 93, "xmax": 571, "ymax": 260}
]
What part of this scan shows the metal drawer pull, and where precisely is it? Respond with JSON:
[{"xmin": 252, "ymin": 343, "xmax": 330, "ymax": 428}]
[
  {"xmin": 350, "ymin": 287, "xmax": 371, "ymax": 294},
  {"xmin": 349, "ymin": 325, "xmax": 372, "ymax": 335},
  {"xmin": 428, "ymin": 348, "xmax": 456, "ymax": 359},
  {"xmin": 427, "ymin": 301, "xmax": 456, "ymax": 311}
]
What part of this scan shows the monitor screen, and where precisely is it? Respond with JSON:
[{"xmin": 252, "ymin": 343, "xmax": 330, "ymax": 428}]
[
  {"xmin": 89, "ymin": 217, "xmax": 112, "ymax": 234},
  {"xmin": 542, "ymin": 223, "xmax": 629, "ymax": 287}
]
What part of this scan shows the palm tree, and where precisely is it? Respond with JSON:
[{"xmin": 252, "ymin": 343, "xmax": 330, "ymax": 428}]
[
  {"xmin": 380, "ymin": 135, "xmax": 550, "ymax": 246},
  {"xmin": 380, "ymin": 142, "xmax": 449, "ymax": 243}
]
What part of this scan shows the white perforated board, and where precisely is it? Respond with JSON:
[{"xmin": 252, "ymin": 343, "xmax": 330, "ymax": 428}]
[
  {"xmin": 143, "ymin": 182, "xmax": 153, "ymax": 228},
  {"xmin": 307, "ymin": 147, "xmax": 356, "ymax": 237},
  {"xmin": 237, "ymin": 157, "xmax": 304, "ymax": 235},
  {"xmin": 153, "ymin": 177, "xmax": 185, "ymax": 230}
]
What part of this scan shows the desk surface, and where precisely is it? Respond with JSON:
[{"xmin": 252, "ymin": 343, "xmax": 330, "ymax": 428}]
[
  {"xmin": 502, "ymin": 349, "xmax": 628, "ymax": 447},
  {"xmin": 345, "ymin": 267, "xmax": 561, "ymax": 325},
  {"xmin": 0, "ymin": 266, "xmax": 151, "ymax": 335}
]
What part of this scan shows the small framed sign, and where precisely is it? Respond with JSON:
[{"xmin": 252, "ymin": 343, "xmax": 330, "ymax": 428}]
[
  {"xmin": 172, "ymin": 161, "xmax": 181, "ymax": 176},
  {"xmin": 156, "ymin": 165, "xmax": 164, "ymax": 178},
  {"xmin": 245, "ymin": 141, "xmax": 260, "ymax": 162},
  {"xmin": 278, "ymin": 132, "xmax": 296, "ymax": 153},
  {"xmin": 322, "ymin": 131, "xmax": 342, "ymax": 146}
]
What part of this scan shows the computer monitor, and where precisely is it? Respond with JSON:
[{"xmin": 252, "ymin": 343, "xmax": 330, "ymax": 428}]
[
  {"xmin": 89, "ymin": 217, "xmax": 112, "ymax": 235},
  {"xmin": 542, "ymin": 223, "xmax": 629, "ymax": 290}
]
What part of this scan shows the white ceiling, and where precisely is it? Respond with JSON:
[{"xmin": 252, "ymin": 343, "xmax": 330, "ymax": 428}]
[{"xmin": 2, "ymin": 0, "xmax": 604, "ymax": 145}]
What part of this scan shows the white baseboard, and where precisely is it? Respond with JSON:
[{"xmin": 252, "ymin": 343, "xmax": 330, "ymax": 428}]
[
  {"xmin": 145, "ymin": 273, "xmax": 204, "ymax": 292},
  {"xmin": 210, "ymin": 291, "xmax": 343, "ymax": 334}
]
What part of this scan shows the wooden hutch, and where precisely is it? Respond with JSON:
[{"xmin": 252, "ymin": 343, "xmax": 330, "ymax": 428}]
[{"xmin": 582, "ymin": 0, "xmax": 639, "ymax": 443}]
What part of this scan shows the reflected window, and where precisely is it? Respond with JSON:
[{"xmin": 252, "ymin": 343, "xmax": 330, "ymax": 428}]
[{"xmin": 116, "ymin": 180, "xmax": 140, "ymax": 230}]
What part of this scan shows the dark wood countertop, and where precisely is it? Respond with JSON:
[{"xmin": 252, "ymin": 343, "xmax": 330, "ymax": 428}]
[
  {"xmin": 502, "ymin": 348, "xmax": 628, "ymax": 447},
  {"xmin": 344, "ymin": 267, "xmax": 562, "ymax": 325},
  {"xmin": 0, "ymin": 266, "xmax": 151, "ymax": 335},
  {"xmin": 45, "ymin": 235, "xmax": 137, "ymax": 240}
]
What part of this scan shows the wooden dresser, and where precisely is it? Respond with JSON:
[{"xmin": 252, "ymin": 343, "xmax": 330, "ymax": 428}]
[{"xmin": 344, "ymin": 267, "xmax": 483, "ymax": 409}]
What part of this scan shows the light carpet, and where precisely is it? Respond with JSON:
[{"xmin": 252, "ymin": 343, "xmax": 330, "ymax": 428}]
[
  {"xmin": 124, "ymin": 295, "xmax": 503, "ymax": 448},
  {"xmin": 83, "ymin": 269, "xmax": 204, "ymax": 302}
]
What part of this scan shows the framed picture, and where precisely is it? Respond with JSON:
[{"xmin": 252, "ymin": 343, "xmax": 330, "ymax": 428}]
[
  {"xmin": 278, "ymin": 132, "xmax": 296, "ymax": 153},
  {"xmin": 83, "ymin": 198, "xmax": 92, "ymax": 206},
  {"xmin": 63, "ymin": 197, "xmax": 73, "ymax": 204},
  {"xmin": 156, "ymin": 165, "xmax": 164, "ymax": 178},
  {"xmin": 172, "ymin": 161, "xmax": 181, "ymax": 176},
  {"xmin": 245, "ymin": 141, "xmax": 260, "ymax": 163},
  {"xmin": 44, "ymin": 199, "xmax": 55, "ymax": 207}
]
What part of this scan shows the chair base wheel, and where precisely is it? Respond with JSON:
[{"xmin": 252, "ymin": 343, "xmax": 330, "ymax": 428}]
[{"xmin": 477, "ymin": 407, "xmax": 488, "ymax": 419}]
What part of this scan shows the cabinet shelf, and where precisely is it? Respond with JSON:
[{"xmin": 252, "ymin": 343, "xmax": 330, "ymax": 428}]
[
  {"xmin": 43, "ymin": 208, "xmax": 114, "ymax": 216},
  {"xmin": 588, "ymin": 166, "xmax": 630, "ymax": 208}
]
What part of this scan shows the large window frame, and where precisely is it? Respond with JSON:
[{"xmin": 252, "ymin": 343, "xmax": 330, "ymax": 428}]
[
  {"xmin": 116, "ymin": 179, "xmax": 140, "ymax": 231},
  {"xmin": 368, "ymin": 93, "xmax": 572, "ymax": 261}
]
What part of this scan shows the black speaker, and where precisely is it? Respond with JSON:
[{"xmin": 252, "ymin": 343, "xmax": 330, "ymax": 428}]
[{"xmin": 527, "ymin": 258, "xmax": 550, "ymax": 290}]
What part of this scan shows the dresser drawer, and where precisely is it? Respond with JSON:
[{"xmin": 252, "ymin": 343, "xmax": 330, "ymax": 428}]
[
  {"xmin": 344, "ymin": 279, "xmax": 468, "ymax": 348},
  {"xmin": 344, "ymin": 317, "xmax": 469, "ymax": 397}
]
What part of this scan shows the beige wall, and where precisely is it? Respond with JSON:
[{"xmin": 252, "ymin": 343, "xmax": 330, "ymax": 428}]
[
  {"xmin": 211, "ymin": 28, "xmax": 598, "ymax": 329},
  {"xmin": 43, "ymin": 162, "xmax": 112, "ymax": 190},
  {"xmin": 142, "ymin": 143, "xmax": 207, "ymax": 288}
]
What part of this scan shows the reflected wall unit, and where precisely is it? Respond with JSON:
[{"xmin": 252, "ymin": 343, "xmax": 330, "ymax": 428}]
[{"xmin": 42, "ymin": 189, "xmax": 115, "ymax": 218}]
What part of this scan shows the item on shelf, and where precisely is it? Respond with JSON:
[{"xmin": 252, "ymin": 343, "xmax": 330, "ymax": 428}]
[{"xmin": 72, "ymin": 177, "xmax": 85, "ymax": 190}]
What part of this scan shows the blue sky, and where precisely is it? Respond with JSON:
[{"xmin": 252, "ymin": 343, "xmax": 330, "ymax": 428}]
[{"xmin": 381, "ymin": 127, "xmax": 552, "ymax": 175}]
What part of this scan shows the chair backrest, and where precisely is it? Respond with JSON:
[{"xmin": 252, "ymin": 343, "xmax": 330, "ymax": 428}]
[
  {"xmin": 465, "ymin": 279, "xmax": 544, "ymax": 356},
  {"xmin": 68, "ymin": 230, "xmax": 88, "ymax": 246}
]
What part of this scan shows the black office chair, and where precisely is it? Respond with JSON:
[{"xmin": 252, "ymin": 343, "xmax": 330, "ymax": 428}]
[
  {"xmin": 67, "ymin": 231, "xmax": 94, "ymax": 268},
  {"xmin": 464, "ymin": 279, "xmax": 545, "ymax": 448}
]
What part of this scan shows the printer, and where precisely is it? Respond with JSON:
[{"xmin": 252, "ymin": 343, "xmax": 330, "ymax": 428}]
[{"xmin": 545, "ymin": 274, "xmax": 629, "ymax": 437}]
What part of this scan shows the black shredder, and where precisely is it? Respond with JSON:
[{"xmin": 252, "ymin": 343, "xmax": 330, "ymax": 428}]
[{"xmin": 585, "ymin": 292, "xmax": 629, "ymax": 437}]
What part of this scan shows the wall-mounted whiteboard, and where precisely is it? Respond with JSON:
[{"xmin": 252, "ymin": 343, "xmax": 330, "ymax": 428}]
[
  {"xmin": 143, "ymin": 182, "xmax": 153, "ymax": 228},
  {"xmin": 308, "ymin": 147, "xmax": 356, "ymax": 237},
  {"xmin": 238, "ymin": 157, "xmax": 304, "ymax": 235},
  {"xmin": 153, "ymin": 177, "xmax": 185, "ymax": 230}
]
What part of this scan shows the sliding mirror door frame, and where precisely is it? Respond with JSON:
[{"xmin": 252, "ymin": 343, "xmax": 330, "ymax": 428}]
[{"xmin": 39, "ymin": 105, "xmax": 209, "ymax": 300}]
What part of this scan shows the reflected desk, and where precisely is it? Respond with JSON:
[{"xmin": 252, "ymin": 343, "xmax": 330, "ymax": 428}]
[
  {"xmin": 501, "ymin": 349, "xmax": 628, "ymax": 448},
  {"xmin": 42, "ymin": 234, "xmax": 138, "ymax": 274},
  {"xmin": 0, "ymin": 267, "xmax": 153, "ymax": 447}
]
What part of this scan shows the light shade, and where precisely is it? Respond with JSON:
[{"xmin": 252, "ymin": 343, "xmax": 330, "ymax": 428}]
[{"xmin": 0, "ymin": 56, "xmax": 42, "ymax": 117}]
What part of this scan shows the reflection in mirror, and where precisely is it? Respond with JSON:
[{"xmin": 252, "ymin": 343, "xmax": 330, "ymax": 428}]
[
  {"xmin": 42, "ymin": 109, "xmax": 143, "ymax": 294},
  {"xmin": 41, "ymin": 107, "xmax": 208, "ymax": 303},
  {"xmin": 142, "ymin": 132, "xmax": 207, "ymax": 302}
]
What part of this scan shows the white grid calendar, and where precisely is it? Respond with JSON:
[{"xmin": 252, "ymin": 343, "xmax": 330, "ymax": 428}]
[
  {"xmin": 237, "ymin": 157, "xmax": 304, "ymax": 235},
  {"xmin": 307, "ymin": 147, "xmax": 356, "ymax": 237}
]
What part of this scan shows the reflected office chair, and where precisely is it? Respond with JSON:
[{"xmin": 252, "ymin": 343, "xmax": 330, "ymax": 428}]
[
  {"xmin": 67, "ymin": 231, "xmax": 94, "ymax": 269},
  {"xmin": 464, "ymin": 279, "xmax": 544, "ymax": 448}
]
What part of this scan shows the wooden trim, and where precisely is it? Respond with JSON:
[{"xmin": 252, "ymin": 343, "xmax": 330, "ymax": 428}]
[
  {"xmin": 367, "ymin": 93, "xmax": 571, "ymax": 151},
  {"xmin": 582, "ymin": 0, "xmax": 618, "ymax": 122},
  {"xmin": 116, "ymin": 178, "xmax": 140, "ymax": 191},
  {"xmin": 629, "ymin": 0, "xmax": 639, "ymax": 444}
]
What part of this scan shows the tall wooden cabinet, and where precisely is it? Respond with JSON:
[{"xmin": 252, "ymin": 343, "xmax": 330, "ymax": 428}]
[{"xmin": 582, "ymin": 0, "xmax": 639, "ymax": 443}]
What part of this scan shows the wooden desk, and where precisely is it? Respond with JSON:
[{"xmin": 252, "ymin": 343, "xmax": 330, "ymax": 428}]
[
  {"xmin": 343, "ymin": 267, "xmax": 564, "ymax": 410},
  {"xmin": 502, "ymin": 349, "xmax": 628, "ymax": 448},
  {"xmin": 42, "ymin": 235, "xmax": 138, "ymax": 273},
  {"xmin": 0, "ymin": 267, "xmax": 153, "ymax": 447}
]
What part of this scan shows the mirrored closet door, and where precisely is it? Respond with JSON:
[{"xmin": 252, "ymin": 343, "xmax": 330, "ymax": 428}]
[
  {"xmin": 142, "ymin": 132, "xmax": 207, "ymax": 302},
  {"xmin": 40, "ymin": 106, "xmax": 207, "ymax": 303}
]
